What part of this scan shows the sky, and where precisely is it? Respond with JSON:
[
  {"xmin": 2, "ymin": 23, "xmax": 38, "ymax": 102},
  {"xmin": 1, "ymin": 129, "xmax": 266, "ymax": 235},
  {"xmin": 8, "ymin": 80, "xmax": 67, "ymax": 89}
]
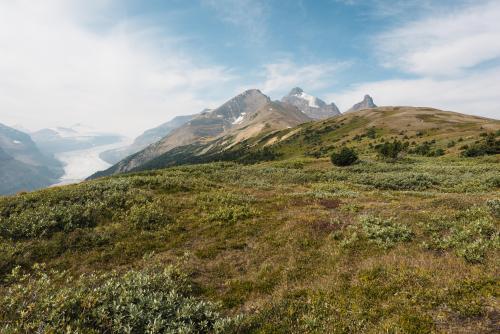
[{"xmin": 1, "ymin": 0, "xmax": 499, "ymax": 137}]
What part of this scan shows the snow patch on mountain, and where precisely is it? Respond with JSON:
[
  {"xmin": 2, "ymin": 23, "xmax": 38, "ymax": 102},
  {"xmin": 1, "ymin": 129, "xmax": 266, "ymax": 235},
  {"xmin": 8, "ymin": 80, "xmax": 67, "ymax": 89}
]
[
  {"xmin": 296, "ymin": 91, "xmax": 319, "ymax": 108},
  {"xmin": 232, "ymin": 112, "xmax": 247, "ymax": 125}
]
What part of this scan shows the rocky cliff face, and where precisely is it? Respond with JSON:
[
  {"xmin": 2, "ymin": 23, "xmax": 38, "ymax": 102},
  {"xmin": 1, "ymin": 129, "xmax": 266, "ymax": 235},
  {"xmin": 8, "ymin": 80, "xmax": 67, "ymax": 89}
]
[{"xmin": 281, "ymin": 87, "xmax": 340, "ymax": 120}]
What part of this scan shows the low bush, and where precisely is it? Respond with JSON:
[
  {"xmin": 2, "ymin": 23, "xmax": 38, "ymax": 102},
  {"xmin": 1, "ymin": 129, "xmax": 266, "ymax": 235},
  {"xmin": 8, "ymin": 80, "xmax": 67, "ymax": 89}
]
[
  {"xmin": 0, "ymin": 265, "xmax": 239, "ymax": 333},
  {"xmin": 126, "ymin": 200, "xmax": 172, "ymax": 231},
  {"xmin": 359, "ymin": 216, "xmax": 414, "ymax": 249},
  {"xmin": 330, "ymin": 147, "xmax": 358, "ymax": 166},
  {"xmin": 206, "ymin": 205, "xmax": 256, "ymax": 224},
  {"xmin": 357, "ymin": 173, "xmax": 437, "ymax": 191},
  {"xmin": 0, "ymin": 180, "xmax": 153, "ymax": 240}
]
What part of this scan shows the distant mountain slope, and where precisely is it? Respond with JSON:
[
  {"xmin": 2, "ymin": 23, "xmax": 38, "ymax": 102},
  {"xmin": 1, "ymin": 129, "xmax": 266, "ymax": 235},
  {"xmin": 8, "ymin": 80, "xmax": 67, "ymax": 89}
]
[
  {"xmin": 31, "ymin": 125, "xmax": 122, "ymax": 154},
  {"xmin": 346, "ymin": 94, "xmax": 377, "ymax": 113},
  {"xmin": 281, "ymin": 87, "xmax": 340, "ymax": 119},
  {"xmin": 91, "ymin": 107, "xmax": 499, "ymax": 175},
  {"xmin": 0, "ymin": 123, "xmax": 63, "ymax": 195},
  {"xmin": 100, "ymin": 114, "xmax": 198, "ymax": 164},
  {"xmin": 95, "ymin": 89, "xmax": 273, "ymax": 176}
]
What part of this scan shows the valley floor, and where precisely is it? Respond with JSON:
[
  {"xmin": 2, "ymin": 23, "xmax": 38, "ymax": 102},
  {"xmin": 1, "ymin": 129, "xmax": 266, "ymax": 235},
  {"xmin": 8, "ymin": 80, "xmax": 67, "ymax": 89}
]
[{"xmin": 0, "ymin": 155, "xmax": 499, "ymax": 333}]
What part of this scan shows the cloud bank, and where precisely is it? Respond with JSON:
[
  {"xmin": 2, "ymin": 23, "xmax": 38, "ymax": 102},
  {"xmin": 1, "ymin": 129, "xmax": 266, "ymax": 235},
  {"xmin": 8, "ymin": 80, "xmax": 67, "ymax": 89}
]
[{"xmin": 332, "ymin": 0, "xmax": 500, "ymax": 118}]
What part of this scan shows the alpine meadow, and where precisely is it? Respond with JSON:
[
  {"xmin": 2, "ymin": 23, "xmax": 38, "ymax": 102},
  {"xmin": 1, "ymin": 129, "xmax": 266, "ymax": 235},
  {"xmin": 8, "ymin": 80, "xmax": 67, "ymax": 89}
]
[{"xmin": 0, "ymin": 1, "xmax": 499, "ymax": 333}]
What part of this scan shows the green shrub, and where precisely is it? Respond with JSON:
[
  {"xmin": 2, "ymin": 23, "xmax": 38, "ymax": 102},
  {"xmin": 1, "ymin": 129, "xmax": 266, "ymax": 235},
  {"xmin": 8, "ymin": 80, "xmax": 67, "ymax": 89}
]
[
  {"xmin": 0, "ymin": 265, "xmax": 239, "ymax": 333},
  {"xmin": 366, "ymin": 127, "xmax": 377, "ymax": 139},
  {"xmin": 330, "ymin": 147, "xmax": 358, "ymax": 166},
  {"xmin": 126, "ymin": 200, "xmax": 171, "ymax": 230},
  {"xmin": 359, "ymin": 216, "xmax": 414, "ymax": 249}
]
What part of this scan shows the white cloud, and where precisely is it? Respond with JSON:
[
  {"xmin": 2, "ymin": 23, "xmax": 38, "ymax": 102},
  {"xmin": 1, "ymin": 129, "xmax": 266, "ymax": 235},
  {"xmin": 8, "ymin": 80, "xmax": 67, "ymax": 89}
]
[
  {"xmin": 377, "ymin": 1, "xmax": 500, "ymax": 76},
  {"xmin": 331, "ymin": 0, "xmax": 500, "ymax": 119},
  {"xmin": 202, "ymin": 0, "xmax": 269, "ymax": 43},
  {"xmin": 0, "ymin": 0, "xmax": 236, "ymax": 136},
  {"xmin": 257, "ymin": 59, "xmax": 349, "ymax": 98}
]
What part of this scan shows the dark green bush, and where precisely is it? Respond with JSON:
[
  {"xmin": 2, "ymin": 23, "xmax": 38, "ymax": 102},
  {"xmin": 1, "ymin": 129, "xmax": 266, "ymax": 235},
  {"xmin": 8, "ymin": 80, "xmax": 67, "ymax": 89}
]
[
  {"xmin": 330, "ymin": 147, "xmax": 358, "ymax": 166},
  {"xmin": 375, "ymin": 140, "xmax": 406, "ymax": 161}
]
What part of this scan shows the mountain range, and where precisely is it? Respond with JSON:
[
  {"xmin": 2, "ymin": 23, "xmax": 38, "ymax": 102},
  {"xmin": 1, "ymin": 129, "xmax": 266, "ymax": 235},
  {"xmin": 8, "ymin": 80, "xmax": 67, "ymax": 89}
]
[
  {"xmin": 92, "ymin": 88, "xmax": 344, "ymax": 177},
  {"xmin": 0, "ymin": 123, "xmax": 63, "ymax": 194}
]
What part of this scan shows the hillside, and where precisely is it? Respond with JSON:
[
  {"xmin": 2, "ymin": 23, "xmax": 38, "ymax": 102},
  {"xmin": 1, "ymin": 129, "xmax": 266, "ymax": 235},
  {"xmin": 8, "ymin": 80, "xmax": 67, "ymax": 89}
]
[{"xmin": 1, "ymin": 107, "xmax": 499, "ymax": 333}]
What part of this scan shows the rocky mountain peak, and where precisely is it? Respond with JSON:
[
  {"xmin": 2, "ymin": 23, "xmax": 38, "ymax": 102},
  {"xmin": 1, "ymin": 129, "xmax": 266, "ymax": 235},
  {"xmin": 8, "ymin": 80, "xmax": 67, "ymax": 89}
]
[
  {"xmin": 288, "ymin": 87, "xmax": 304, "ymax": 96},
  {"xmin": 346, "ymin": 94, "xmax": 377, "ymax": 113}
]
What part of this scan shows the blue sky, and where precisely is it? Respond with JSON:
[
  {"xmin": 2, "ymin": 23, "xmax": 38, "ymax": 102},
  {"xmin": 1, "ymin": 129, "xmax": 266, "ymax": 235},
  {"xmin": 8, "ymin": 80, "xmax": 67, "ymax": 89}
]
[{"xmin": 1, "ymin": 0, "xmax": 499, "ymax": 136}]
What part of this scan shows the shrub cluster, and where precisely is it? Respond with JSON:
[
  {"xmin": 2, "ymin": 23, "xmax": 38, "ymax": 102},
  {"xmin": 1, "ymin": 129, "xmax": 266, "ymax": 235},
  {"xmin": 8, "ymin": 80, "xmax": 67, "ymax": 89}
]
[
  {"xmin": 206, "ymin": 205, "xmax": 256, "ymax": 224},
  {"xmin": 0, "ymin": 265, "xmax": 239, "ymax": 333},
  {"xmin": 421, "ymin": 208, "xmax": 499, "ymax": 263},
  {"xmin": 375, "ymin": 140, "xmax": 407, "ymax": 161},
  {"xmin": 461, "ymin": 133, "xmax": 500, "ymax": 157},
  {"xmin": 0, "ymin": 180, "xmax": 144, "ymax": 240},
  {"xmin": 409, "ymin": 141, "xmax": 445, "ymax": 157},
  {"xmin": 358, "ymin": 173, "xmax": 437, "ymax": 191},
  {"xmin": 486, "ymin": 199, "xmax": 500, "ymax": 218}
]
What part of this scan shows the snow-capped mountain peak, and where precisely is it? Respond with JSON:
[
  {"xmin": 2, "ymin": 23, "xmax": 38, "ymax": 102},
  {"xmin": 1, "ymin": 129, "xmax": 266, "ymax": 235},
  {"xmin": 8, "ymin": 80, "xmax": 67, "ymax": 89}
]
[
  {"xmin": 294, "ymin": 91, "xmax": 319, "ymax": 108},
  {"xmin": 281, "ymin": 87, "xmax": 341, "ymax": 120}
]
